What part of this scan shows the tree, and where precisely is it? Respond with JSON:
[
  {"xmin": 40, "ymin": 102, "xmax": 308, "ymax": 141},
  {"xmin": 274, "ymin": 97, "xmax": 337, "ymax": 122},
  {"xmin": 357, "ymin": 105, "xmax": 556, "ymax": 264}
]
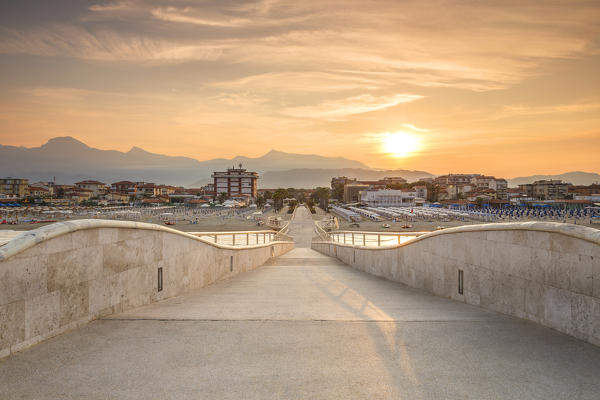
[
  {"xmin": 256, "ymin": 195, "xmax": 266, "ymax": 209},
  {"xmin": 217, "ymin": 192, "xmax": 229, "ymax": 203},
  {"xmin": 311, "ymin": 187, "xmax": 331, "ymax": 209},
  {"xmin": 272, "ymin": 188, "xmax": 289, "ymax": 211},
  {"xmin": 332, "ymin": 184, "xmax": 344, "ymax": 201}
]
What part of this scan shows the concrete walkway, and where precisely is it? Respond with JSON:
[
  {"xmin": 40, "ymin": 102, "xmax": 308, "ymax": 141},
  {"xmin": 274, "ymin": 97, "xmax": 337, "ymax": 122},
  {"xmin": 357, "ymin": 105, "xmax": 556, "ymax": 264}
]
[{"xmin": 1, "ymin": 207, "xmax": 600, "ymax": 399}]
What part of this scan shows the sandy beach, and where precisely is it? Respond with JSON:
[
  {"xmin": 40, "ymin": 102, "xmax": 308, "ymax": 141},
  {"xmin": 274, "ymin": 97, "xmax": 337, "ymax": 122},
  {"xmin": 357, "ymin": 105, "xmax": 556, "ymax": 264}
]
[
  {"xmin": 2, "ymin": 205, "xmax": 597, "ymax": 236},
  {"xmin": 0, "ymin": 207, "xmax": 293, "ymax": 233}
]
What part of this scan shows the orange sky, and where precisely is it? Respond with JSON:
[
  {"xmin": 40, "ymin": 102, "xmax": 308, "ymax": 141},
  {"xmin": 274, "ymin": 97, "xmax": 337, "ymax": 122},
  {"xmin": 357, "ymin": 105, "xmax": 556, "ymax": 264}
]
[{"xmin": 1, "ymin": 0, "xmax": 599, "ymax": 177}]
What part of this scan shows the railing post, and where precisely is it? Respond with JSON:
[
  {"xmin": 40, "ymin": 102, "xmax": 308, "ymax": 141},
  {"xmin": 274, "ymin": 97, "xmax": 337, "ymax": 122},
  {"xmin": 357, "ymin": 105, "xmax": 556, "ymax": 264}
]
[
  {"xmin": 232, "ymin": 233, "xmax": 236, "ymax": 246},
  {"xmin": 246, "ymin": 233, "xmax": 249, "ymax": 245},
  {"xmin": 343, "ymin": 233, "xmax": 346, "ymax": 244},
  {"xmin": 398, "ymin": 235, "xmax": 401, "ymax": 244},
  {"xmin": 378, "ymin": 234, "xmax": 381, "ymax": 246},
  {"xmin": 256, "ymin": 233, "xmax": 259, "ymax": 244},
  {"xmin": 363, "ymin": 233, "xmax": 366, "ymax": 245},
  {"xmin": 352, "ymin": 233, "xmax": 355, "ymax": 245},
  {"xmin": 214, "ymin": 234, "xmax": 218, "ymax": 243}
]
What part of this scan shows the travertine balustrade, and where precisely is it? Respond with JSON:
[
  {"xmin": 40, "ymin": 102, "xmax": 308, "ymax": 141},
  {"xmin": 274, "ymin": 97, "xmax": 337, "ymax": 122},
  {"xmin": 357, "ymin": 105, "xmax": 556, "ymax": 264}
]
[
  {"xmin": 0, "ymin": 220, "xmax": 294, "ymax": 358},
  {"xmin": 312, "ymin": 222, "xmax": 600, "ymax": 346}
]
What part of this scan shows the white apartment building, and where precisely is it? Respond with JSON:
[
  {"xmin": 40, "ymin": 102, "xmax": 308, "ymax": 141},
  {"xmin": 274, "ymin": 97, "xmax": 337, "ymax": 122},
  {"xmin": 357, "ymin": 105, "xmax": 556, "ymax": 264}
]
[
  {"xmin": 359, "ymin": 189, "xmax": 422, "ymax": 207},
  {"xmin": 74, "ymin": 180, "xmax": 107, "ymax": 197},
  {"xmin": 471, "ymin": 176, "xmax": 508, "ymax": 199}
]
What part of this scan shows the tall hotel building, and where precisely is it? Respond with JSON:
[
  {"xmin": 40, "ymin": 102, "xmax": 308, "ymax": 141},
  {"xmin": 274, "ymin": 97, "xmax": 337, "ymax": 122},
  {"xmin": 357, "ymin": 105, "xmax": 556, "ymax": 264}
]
[{"xmin": 212, "ymin": 164, "xmax": 258, "ymax": 199}]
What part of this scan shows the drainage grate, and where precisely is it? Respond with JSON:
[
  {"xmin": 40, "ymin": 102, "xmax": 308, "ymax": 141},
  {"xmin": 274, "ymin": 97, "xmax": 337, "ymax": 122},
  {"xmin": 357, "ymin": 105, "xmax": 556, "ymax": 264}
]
[{"xmin": 158, "ymin": 267, "xmax": 163, "ymax": 292}]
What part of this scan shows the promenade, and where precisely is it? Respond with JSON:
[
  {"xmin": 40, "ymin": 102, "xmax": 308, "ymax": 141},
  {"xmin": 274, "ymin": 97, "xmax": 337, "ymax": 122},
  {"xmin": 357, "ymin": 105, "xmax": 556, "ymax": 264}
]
[{"xmin": 1, "ymin": 207, "xmax": 599, "ymax": 399}]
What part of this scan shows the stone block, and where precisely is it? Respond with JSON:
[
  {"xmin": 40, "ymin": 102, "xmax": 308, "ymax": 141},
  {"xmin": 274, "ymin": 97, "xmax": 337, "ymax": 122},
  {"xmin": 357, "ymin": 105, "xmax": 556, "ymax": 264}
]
[
  {"xmin": 478, "ymin": 267, "xmax": 497, "ymax": 301},
  {"xmin": 570, "ymin": 294, "xmax": 597, "ymax": 342},
  {"xmin": 550, "ymin": 234, "xmax": 579, "ymax": 255},
  {"xmin": 0, "ymin": 255, "xmax": 48, "ymax": 306},
  {"xmin": 506, "ymin": 244, "xmax": 532, "ymax": 279},
  {"xmin": 71, "ymin": 229, "xmax": 100, "ymax": 249},
  {"xmin": 464, "ymin": 290, "xmax": 481, "ymax": 306},
  {"xmin": 486, "ymin": 230, "xmax": 509, "ymax": 243},
  {"xmin": 98, "ymin": 228, "xmax": 119, "ymax": 245},
  {"xmin": 25, "ymin": 291, "xmax": 60, "ymax": 339},
  {"xmin": 88, "ymin": 276, "xmax": 111, "ymax": 317},
  {"xmin": 524, "ymin": 280, "xmax": 545, "ymax": 320},
  {"xmin": 525, "ymin": 248, "xmax": 548, "ymax": 283},
  {"xmin": 18, "ymin": 235, "xmax": 73, "ymax": 257},
  {"xmin": 464, "ymin": 264, "xmax": 480, "ymax": 295},
  {"xmin": 523, "ymin": 231, "xmax": 552, "ymax": 251},
  {"xmin": 592, "ymin": 298, "xmax": 600, "ymax": 346},
  {"xmin": 59, "ymin": 281, "xmax": 89, "ymax": 327},
  {"xmin": 103, "ymin": 236, "xmax": 161, "ymax": 275},
  {"xmin": 505, "ymin": 275, "xmax": 526, "ymax": 315},
  {"xmin": 0, "ymin": 300, "xmax": 25, "ymax": 349},
  {"xmin": 47, "ymin": 246, "xmax": 103, "ymax": 291},
  {"xmin": 593, "ymin": 254, "xmax": 600, "ymax": 298},
  {"xmin": 545, "ymin": 251, "xmax": 570, "ymax": 290},
  {"xmin": 484, "ymin": 241, "xmax": 506, "ymax": 272},
  {"xmin": 543, "ymin": 286, "xmax": 572, "ymax": 333},
  {"xmin": 569, "ymin": 253, "xmax": 594, "ymax": 296},
  {"xmin": 507, "ymin": 230, "xmax": 528, "ymax": 246}
]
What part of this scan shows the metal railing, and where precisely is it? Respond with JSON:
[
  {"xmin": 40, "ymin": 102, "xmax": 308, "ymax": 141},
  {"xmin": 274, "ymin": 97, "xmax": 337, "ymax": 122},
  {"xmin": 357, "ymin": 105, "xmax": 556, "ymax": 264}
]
[
  {"xmin": 191, "ymin": 230, "xmax": 288, "ymax": 247},
  {"xmin": 313, "ymin": 220, "xmax": 426, "ymax": 248}
]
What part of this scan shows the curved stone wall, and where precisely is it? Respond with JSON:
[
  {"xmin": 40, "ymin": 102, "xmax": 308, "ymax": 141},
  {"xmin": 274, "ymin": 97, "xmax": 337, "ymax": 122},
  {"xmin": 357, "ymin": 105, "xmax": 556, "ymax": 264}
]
[
  {"xmin": 312, "ymin": 222, "xmax": 600, "ymax": 346},
  {"xmin": 0, "ymin": 220, "xmax": 294, "ymax": 358}
]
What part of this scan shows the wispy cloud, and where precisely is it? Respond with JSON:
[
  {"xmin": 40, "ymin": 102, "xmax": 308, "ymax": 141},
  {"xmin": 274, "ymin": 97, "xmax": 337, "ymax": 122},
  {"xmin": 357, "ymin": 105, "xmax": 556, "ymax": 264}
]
[
  {"xmin": 0, "ymin": 26, "xmax": 226, "ymax": 62},
  {"xmin": 498, "ymin": 103, "xmax": 600, "ymax": 118},
  {"xmin": 282, "ymin": 93, "xmax": 424, "ymax": 119},
  {"xmin": 2, "ymin": 0, "xmax": 598, "ymax": 91},
  {"xmin": 150, "ymin": 7, "xmax": 250, "ymax": 27}
]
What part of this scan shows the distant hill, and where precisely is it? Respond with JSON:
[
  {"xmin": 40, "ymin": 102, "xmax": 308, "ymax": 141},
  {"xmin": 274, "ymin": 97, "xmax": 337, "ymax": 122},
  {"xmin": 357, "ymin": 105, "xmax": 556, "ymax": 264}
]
[
  {"xmin": 0, "ymin": 136, "xmax": 371, "ymax": 187},
  {"xmin": 508, "ymin": 171, "xmax": 600, "ymax": 187}
]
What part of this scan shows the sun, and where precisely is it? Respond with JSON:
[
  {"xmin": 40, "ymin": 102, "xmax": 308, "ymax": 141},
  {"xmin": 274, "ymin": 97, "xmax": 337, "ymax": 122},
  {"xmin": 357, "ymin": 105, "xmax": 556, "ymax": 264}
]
[{"xmin": 381, "ymin": 132, "xmax": 420, "ymax": 157}]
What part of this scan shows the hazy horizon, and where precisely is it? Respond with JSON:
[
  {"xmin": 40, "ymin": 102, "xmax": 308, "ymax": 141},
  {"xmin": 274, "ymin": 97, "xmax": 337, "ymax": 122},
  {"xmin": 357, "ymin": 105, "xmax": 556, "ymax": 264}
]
[{"xmin": 1, "ymin": 0, "xmax": 599, "ymax": 177}]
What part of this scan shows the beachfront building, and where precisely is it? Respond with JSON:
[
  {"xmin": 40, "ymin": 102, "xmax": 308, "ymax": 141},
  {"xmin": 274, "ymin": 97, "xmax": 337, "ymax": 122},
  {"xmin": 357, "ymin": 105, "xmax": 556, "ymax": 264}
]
[
  {"xmin": 434, "ymin": 174, "xmax": 480, "ymax": 186},
  {"xmin": 381, "ymin": 176, "xmax": 408, "ymax": 185},
  {"xmin": 75, "ymin": 180, "xmax": 107, "ymax": 197},
  {"xmin": 359, "ymin": 189, "xmax": 422, "ymax": 207},
  {"xmin": 0, "ymin": 177, "xmax": 29, "ymax": 198},
  {"xmin": 518, "ymin": 180, "xmax": 572, "ymax": 200},
  {"xmin": 28, "ymin": 186, "xmax": 51, "ymax": 198},
  {"xmin": 331, "ymin": 176, "xmax": 357, "ymax": 189},
  {"xmin": 105, "ymin": 192, "xmax": 130, "ymax": 204},
  {"xmin": 212, "ymin": 164, "xmax": 258, "ymax": 199},
  {"xmin": 343, "ymin": 184, "xmax": 370, "ymax": 203},
  {"xmin": 137, "ymin": 183, "xmax": 161, "ymax": 198},
  {"xmin": 111, "ymin": 181, "xmax": 137, "ymax": 196},
  {"xmin": 64, "ymin": 188, "xmax": 94, "ymax": 203},
  {"xmin": 471, "ymin": 176, "xmax": 508, "ymax": 200}
]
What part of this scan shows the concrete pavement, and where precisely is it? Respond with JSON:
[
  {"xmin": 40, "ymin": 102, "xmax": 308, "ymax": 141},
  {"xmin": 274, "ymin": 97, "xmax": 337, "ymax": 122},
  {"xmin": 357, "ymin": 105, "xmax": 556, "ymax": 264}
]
[{"xmin": 1, "ymin": 206, "xmax": 600, "ymax": 399}]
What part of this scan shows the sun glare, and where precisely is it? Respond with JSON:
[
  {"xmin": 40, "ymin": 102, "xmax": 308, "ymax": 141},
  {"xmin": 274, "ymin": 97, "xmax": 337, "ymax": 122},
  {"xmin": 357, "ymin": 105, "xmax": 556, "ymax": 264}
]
[{"xmin": 381, "ymin": 132, "xmax": 420, "ymax": 157}]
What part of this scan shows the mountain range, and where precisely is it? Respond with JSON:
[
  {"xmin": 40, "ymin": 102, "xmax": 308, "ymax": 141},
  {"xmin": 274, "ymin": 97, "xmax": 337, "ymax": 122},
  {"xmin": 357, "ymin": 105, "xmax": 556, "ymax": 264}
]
[
  {"xmin": 1, "ymin": 137, "xmax": 598, "ymax": 188},
  {"xmin": 507, "ymin": 172, "xmax": 600, "ymax": 187},
  {"xmin": 0, "ymin": 137, "xmax": 431, "ymax": 187}
]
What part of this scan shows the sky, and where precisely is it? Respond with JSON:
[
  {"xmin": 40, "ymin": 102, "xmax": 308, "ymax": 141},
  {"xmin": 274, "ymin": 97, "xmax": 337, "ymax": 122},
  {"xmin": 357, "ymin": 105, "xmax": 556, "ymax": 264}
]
[{"xmin": 0, "ymin": 0, "xmax": 599, "ymax": 177}]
